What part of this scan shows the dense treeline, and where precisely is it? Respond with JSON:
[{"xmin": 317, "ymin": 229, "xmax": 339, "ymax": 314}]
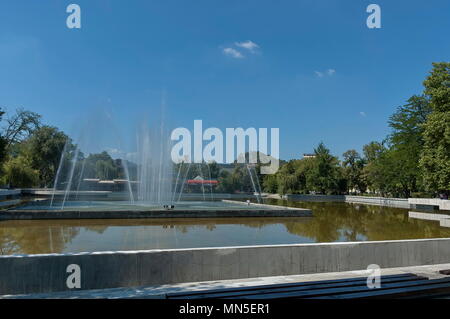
[
  {"xmin": 0, "ymin": 109, "xmax": 131, "ymax": 188},
  {"xmin": 262, "ymin": 62, "xmax": 449, "ymax": 198},
  {"xmin": 0, "ymin": 63, "xmax": 448, "ymax": 197}
]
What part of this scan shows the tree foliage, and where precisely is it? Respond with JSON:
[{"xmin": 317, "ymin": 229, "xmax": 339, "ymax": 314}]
[
  {"xmin": 342, "ymin": 150, "xmax": 366, "ymax": 193},
  {"xmin": 420, "ymin": 62, "xmax": 450, "ymax": 194},
  {"xmin": 307, "ymin": 143, "xmax": 344, "ymax": 194},
  {"xmin": 1, "ymin": 155, "xmax": 40, "ymax": 188},
  {"xmin": 0, "ymin": 108, "xmax": 7, "ymax": 170},
  {"xmin": 216, "ymin": 165, "xmax": 256, "ymax": 193},
  {"xmin": 267, "ymin": 143, "xmax": 345, "ymax": 196},
  {"xmin": 1, "ymin": 108, "xmax": 41, "ymax": 148},
  {"xmin": 25, "ymin": 126, "xmax": 70, "ymax": 187}
]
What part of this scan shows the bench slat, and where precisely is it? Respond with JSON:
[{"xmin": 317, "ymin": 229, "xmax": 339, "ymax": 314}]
[
  {"xmin": 167, "ymin": 274, "xmax": 423, "ymax": 299},
  {"xmin": 312, "ymin": 280, "xmax": 450, "ymax": 299},
  {"xmin": 223, "ymin": 278, "xmax": 450, "ymax": 299}
]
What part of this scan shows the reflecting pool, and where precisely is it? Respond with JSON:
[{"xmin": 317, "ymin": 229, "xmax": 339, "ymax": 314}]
[{"xmin": 1, "ymin": 200, "xmax": 450, "ymax": 255}]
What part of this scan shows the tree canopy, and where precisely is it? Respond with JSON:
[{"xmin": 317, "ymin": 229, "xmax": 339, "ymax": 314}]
[{"xmin": 419, "ymin": 62, "xmax": 450, "ymax": 194}]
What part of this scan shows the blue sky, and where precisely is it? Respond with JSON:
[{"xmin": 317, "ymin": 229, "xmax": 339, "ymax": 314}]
[{"xmin": 0, "ymin": 0, "xmax": 449, "ymax": 160}]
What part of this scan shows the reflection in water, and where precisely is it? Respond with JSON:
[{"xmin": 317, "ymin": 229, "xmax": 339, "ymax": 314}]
[
  {"xmin": 1, "ymin": 200, "xmax": 450, "ymax": 255},
  {"xmin": 269, "ymin": 200, "xmax": 450, "ymax": 242}
]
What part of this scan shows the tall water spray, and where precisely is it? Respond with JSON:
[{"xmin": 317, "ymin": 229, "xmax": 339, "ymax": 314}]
[
  {"xmin": 50, "ymin": 110, "xmax": 138, "ymax": 208},
  {"xmin": 49, "ymin": 108, "xmax": 264, "ymax": 210},
  {"xmin": 136, "ymin": 120, "xmax": 174, "ymax": 204},
  {"xmin": 50, "ymin": 108, "xmax": 186, "ymax": 209}
]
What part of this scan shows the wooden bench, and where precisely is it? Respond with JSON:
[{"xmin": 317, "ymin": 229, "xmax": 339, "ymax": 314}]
[{"xmin": 166, "ymin": 273, "xmax": 450, "ymax": 299}]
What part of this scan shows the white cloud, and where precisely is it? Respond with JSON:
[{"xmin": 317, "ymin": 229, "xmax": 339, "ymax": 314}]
[
  {"xmin": 222, "ymin": 40, "xmax": 261, "ymax": 59},
  {"xmin": 314, "ymin": 71, "xmax": 324, "ymax": 78},
  {"xmin": 314, "ymin": 69, "xmax": 336, "ymax": 78},
  {"xmin": 360, "ymin": 111, "xmax": 367, "ymax": 117},
  {"xmin": 235, "ymin": 40, "xmax": 260, "ymax": 53},
  {"xmin": 223, "ymin": 47, "xmax": 244, "ymax": 59},
  {"xmin": 105, "ymin": 147, "xmax": 120, "ymax": 155}
]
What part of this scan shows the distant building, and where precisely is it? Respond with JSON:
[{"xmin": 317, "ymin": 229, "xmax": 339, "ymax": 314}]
[
  {"xmin": 81, "ymin": 178, "xmax": 139, "ymax": 192},
  {"xmin": 303, "ymin": 153, "xmax": 316, "ymax": 159}
]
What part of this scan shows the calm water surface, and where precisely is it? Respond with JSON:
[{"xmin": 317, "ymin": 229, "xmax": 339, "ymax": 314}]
[{"xmin": 1, "ymin": 200, "xmax": 449, "ymax": 255}]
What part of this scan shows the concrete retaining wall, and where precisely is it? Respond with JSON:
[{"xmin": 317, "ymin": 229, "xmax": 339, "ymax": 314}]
[
  {"xmin": 409, "ymin": 211, "xmax": 450, "ymax": 221},
  {"xmin": 409, "ymin": 198, "xmax": 450, "ymax": 211},
  {"xmin": 283, "ymin": 194, "xmax": 410, "ymax": 208},
  {"xmin": 345, "ymin": 196, "xmax": 409, "ymax": 208},
  {"xmin": 284, "ymin": 194, "xmax": 345, "ymax": 202},
  {"xmin": 0, "ymin": 206, "xmax": 312, "ymax": 221},
  {"xmin": 283, "ymin": 194, "xmax": 449, "ymax": 210},
  {"xmin": 2, "ymin": 238, "xmax": 450, "ymax": 295}
]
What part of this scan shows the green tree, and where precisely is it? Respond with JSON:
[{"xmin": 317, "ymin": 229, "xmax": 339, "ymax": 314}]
[
  {"xmin": 25, "ymin": 126, "xmax": 70, "ymax": 187},
  {"xmin": 0, "ymin": 108, "xmax": 7, "ymax": 175},
  {"xmin": 386, "ymin": 95, "xmax": 432, "ymax": 196},
  {"xmin": 363, "ymin": 141, "xmax": 418, "ymax": 198},
  {"xmin": 419, "ymin": 62, "xmax": 450, "ymax": 195},
  {"xmin": 389, "ymin": 95, "xmax": 431, "ymax": 147},
  {"xmin": 262, "ymin": 174, "xmax": 278, "ymax": 193},
  {"xmin": 274, "ymin": 158, "xmax": 314, "ymax": 195},
  {"xmin": 1, "ymin": 155, "xmax": 40, "ymax": 188},
  {"xmin": 342, "ymin": 150, "xmax": 366, "ymax": 194},
  {"xmin": 378, "ymin": 147, "xmax": 415, "ymax": 197},
  {"xmin": 363, "ymin": 141, "xmax": 385, "ymax": 163},
  {"xmin": 207, "ymin": 161, "xmax": 220, "ymax": 179},
  {"xmin": 307, "ymin": 142, "xmax": 342, "ymax": 194},
  {"xmin": 0, "ymin": 137, "xmax": 6, "ymax": 179},
  {"xmin": 362, "ymin": 141, "xmax": 386, "ymax": 194},
  {"xmin": 84, "ymin": 151, "xmax": 119, "ymax": 180},
  {"xmin": 275, "ymin": 160, "xmax": 301, "ymax": 195},
  {"xmin": 95, "ymin": 160, "xmax": 117, "ymax": 180},
  {"xmin": 217, "ymin": 170, "xmax": 235, "ymax": 193},
  {"xmin": 215, "ymin": 164, "xmax": 256, "ymax": 193},
  {"xmin": 231, "ymin": 165, "xmax": 254, "ymax": 193},
  {"xmin": 1, "ymin": 108, "xmax": 41, "ymax": 149}
]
